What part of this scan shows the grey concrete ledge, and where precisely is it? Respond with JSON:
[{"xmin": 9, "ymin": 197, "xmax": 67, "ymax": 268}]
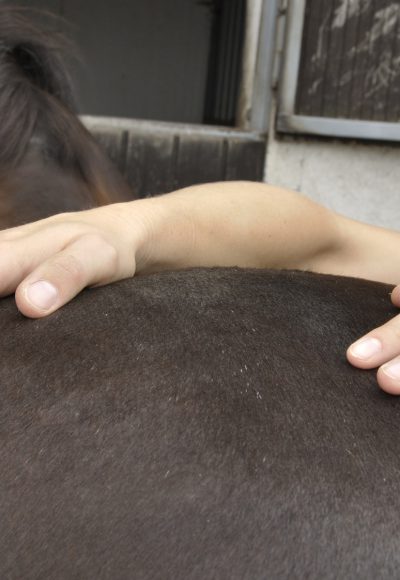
[{"xmin": 81, "ymin": 115, "xmax": 266, "ymax": 142}]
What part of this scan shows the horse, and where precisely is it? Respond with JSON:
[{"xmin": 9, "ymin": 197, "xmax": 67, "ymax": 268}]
[
  {"xmin": 0, "ymin": 6, "xmax": 132, "ymax": 229},
  {"xmin": 1, "ymin": 268, "xmax": 398, "ymax": 579},
  {"xmin": 0, "ymin": 6, "xmax": 399, "ymax": 580}
]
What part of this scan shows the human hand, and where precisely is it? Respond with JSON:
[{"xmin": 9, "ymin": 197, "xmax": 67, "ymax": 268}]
[
  {"xmin": 347, "ymin": 284, "xmax": 400, "ymax": 395},
  {"xmin": 0, "ymin": 202, "xmax": 148, "ymax": 318}
]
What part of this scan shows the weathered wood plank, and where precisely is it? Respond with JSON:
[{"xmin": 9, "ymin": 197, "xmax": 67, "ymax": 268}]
[
  {"xmin": 225, "ymin": 139, "xmax": 265, "ymax": 181},
  {"xmin": 124, "ymin": 131, "xmax": 177, "ymax": 197},
  {"xmin": 173, "ymin": 134, "xmax": 226, "ymax": 189},
  {"xmin": 90, "ymin": 127, "xmax": 128, "ymax": 177},
  {"xmin": 85, "ymin": 117, "xmax": 266, "ymax": 198}
]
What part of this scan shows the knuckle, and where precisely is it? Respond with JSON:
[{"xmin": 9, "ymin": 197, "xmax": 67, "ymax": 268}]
[
  {"xmin": 52, "ymin": 253, "xmax": 85, "ymax": 285},
  {"xmin": 102, "ymin": 244, "xmax": 119, "ymax": 275},
  {"xmin": 80, "ymin": 233, "xmax": 119, "ymax": 275}
]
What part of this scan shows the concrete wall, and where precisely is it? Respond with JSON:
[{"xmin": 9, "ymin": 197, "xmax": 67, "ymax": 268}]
[
  {"xmin": 265, "ymin": 133, "xmax": 400, "ymax": 230},
  {"xmin": 264, "ymin": 0, "xmax": 400, "ymax": 232}
]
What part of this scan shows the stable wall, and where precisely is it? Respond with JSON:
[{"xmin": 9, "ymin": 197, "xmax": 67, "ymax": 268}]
[{"xmin": 265, "ymin": 135, "xmax": 400, "ymax": 230}]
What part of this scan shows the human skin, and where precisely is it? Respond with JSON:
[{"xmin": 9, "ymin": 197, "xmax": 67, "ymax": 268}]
[{"xmin": 1, "ymin": 180, "xmax": 400, "ymax": 394}]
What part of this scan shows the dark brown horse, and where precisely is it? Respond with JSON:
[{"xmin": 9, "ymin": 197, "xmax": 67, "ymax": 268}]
[
  {"xmin": 0, "ymin": 6, "xmax": 132, "ymax": 229},
  {"xmin": 1, "ymin": 268, "xmax": 399, "ymax": 579},
  {"xmin": 0, "ymin": 6, "xmax": 399, "ymax": 580}
]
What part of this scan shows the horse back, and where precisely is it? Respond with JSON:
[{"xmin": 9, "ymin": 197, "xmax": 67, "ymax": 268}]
[{"xmin": 0, "ymin": 268, "xmax": 399, "ymax": 579}]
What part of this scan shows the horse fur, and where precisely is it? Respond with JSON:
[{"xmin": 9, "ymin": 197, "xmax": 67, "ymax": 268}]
[{"xmin": 0, "ymin": 268, "xmax": 399, "ymax": 579}]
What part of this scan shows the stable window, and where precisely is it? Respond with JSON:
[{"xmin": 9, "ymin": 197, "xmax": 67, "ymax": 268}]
[
  {"xmin": 278, "ymin": 0, "xmax": 400, "ymax": 141},
  {"xmin": 6, "ymin": 0, "xmax": 266, "ymax": 195}
]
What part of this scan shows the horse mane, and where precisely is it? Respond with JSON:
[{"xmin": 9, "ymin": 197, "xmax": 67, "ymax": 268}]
[{"xmin": 0, "ymin": 6, "xmax": 133, "ymax": 228}]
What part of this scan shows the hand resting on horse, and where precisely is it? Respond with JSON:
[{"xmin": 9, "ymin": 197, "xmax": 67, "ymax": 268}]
[{"xmin": 1, "ymin": 180, "xmax": 400, "ymax": 395}]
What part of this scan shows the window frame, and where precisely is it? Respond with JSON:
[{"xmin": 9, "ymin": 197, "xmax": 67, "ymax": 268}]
[{"xmin": 277, "ymin": 0, "xmax": 400, "ymax": 142}]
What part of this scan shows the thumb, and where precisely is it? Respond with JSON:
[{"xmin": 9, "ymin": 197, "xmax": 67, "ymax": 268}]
[{"xmin": 15, "ymin": 234, "xmax": 120, "ymax": 318}]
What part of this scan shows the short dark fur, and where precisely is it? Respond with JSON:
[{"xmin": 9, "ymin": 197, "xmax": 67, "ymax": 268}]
[
  {"xmin": 1, "ymin": 7, "xmax": 399, "ymax": 580},
  {"xmin": 0, "ymin": 268, "xmax": 399, "ymax": 579},
  {"xmin": 0, "ymin": 6, "xmax": 133, "ymax": 228}
]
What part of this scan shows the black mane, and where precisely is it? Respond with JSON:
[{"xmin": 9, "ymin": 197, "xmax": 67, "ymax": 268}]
[{"xmin": 0, "ymin": 6, "xmax": 133, "ymax": 227}]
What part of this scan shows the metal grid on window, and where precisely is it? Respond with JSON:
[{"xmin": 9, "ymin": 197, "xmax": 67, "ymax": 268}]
[{"xmin": 278, "ymin": 0, "xmax": 400, "ymax": 141}]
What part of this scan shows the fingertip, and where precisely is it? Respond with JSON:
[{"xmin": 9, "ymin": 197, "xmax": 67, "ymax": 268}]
[
  {"xmin": 346, "ymin": 337, "xmax": 382, "ymax": 369},
  {"xmin": 15, "ymin": 279, "xmax": 60, "ymax": 318},
  {"xmin": 391, "ymin": 285, "xmax": 400, "ymax": 306},
  {"xmin": 377, "ymin": 362, "xmax": 400, "ymax": 395}
]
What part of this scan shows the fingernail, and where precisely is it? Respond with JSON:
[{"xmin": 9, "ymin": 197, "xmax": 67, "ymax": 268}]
[
  {"xmin": 349, "ymin": 337, "xmax": 382, "ymax": 360},
  {"xmin": 382, "ymin": 361, "xmax": 400, "ymax": 380},
  {"xmin": 25, "ymin": 280, "xmax": 58, "ymax": 311}
]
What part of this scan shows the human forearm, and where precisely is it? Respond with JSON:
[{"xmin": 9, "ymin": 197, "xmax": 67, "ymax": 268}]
[
  {"xmin": 324, "ymin": 216, "xmax": 400, "ymax": 285},
  {"xmin": 3, "ymin": 179, "xmax": 400, "ymax": 321},
  {"xmin": 131, "ymin": 180, "xmax": 400, "ymax": 286},
  {"xmin": 4, "ymin": 178, "xmax": 400, "ymax": 399},
  {"xmin": 132, "ymin": 181, "xmax": 342, "ymax": 274}
]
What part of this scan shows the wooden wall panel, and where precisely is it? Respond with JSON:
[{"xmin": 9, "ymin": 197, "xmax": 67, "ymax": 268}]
[
  {"xmin": 172, "ymin": 135, "xmax": 227, "ymax": 189},
  {"xmin": 90, "ymin": 127, "xmax": 128, "ymax": 177},
  {"xmin": 124, "ymin": 132, "xmax": 177, "ymax": 197},
  {"xmin": 87, "ymin": 119, "xmax": 266, "ymax": 199},
  {"xmin": 225, "ymin": 140, "xmax": 265, "ymax": 181}
]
